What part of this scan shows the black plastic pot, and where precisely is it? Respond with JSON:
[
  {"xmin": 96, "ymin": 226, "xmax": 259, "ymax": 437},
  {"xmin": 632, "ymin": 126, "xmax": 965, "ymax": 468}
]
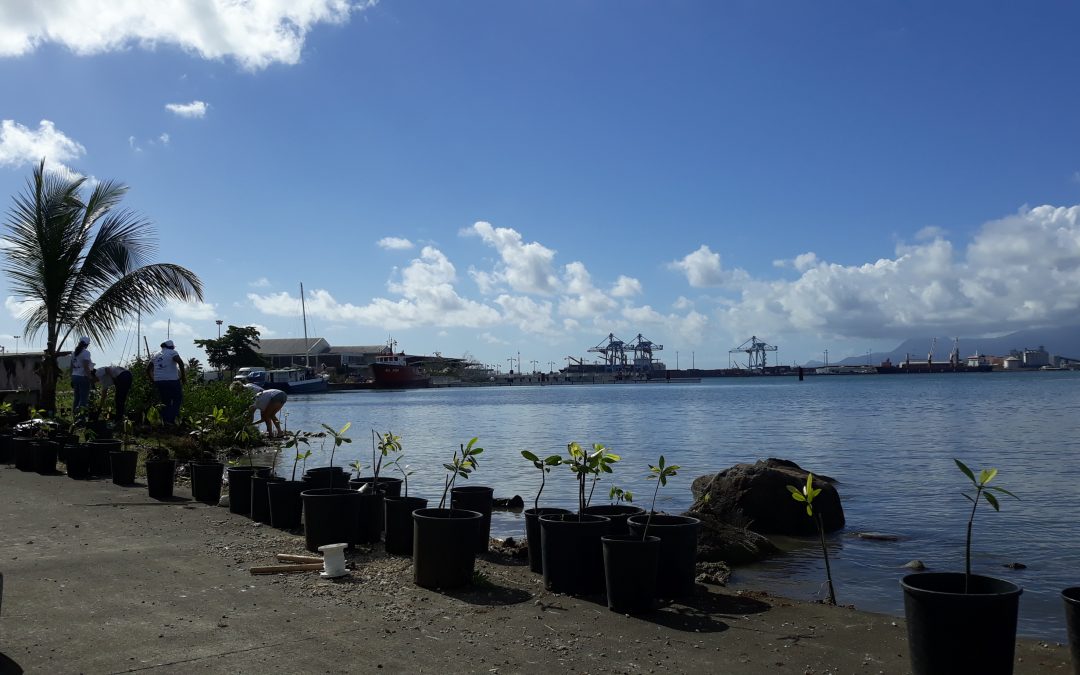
[
  {"xmin": 384, "ymin": 496, "xmax": 428, "ymax": 555},
  {"xmin": 88, "ymin": 439, "xmax": 120, "ymax": 476},
  {"xmin": 65, "ymin": 443, "xmax": 92, "ymax": 479},
  {"xmin": 302, "ymin": 466, "xmax": 350, "ymax": 490},
  {"xmin": 355, "ymin": 490, "xmax": 386, "ymax": 544},
  {"xmin": 109, "ymin": 450, "xmax": 138, "ymax": 485},
  {"xmin": 412, "ymin": 508, "xmax": 482, "ymax": 589},
  {"xmin": 539, "ymin": 513, "xmax": 612, "ymax": 595},
  {"xmin": 350, "ymin": 476, "xmax": 403, "ymax": 497},
  {"xmin": 267, "ymin": 480, "xmax": 305, "ymax": 530},
  {"xmin": 226, "ymin": 466, "xmax": 271, "ymax": 516},
  {"xmin": 189, "ymin": 461, "xmax": 225, "ymax": 504},
  {"xmin": 1064, "ymin": 587, "xmax": 1080, "ymax": 675},
  {"xmin": 251, "ymin": 475, "xmax": 284, "ymax": 524},
  {"xmin": 0, "ymin": 432, "xmax": 12, "ymax": 463},
  {"xmin": 54, "ymin": 435, "xmax": 77, "ymax": 463},
  {"xmin": 451, "ymin": 485, "xmax": 494, "ymax": 553},
  {"xmin": 900, "ymin": 572, "xmax": 1022, "ymax": 675},
  {"xmin": 33, "ymin": 440, "xmax": 59, "ymax": 474},
  {"xmin": 523, "ymin": 507, "xmax": 571, "ymax": 574},
  {"xmin": 627, "ymin": 514, "xmax": 701, "ymax": 598},
  {"xmin": 301, "ymin": 488, "xmax": 361, "ymax": 553},
  {"xmin": 13, "ymin": 437, "xmax": 35, "ymax": 471},
  {"xmin": 145, "ymin": 459, "xmax": 177, "ymax": 500},
  {"xmin": 602, "ymin": 534, "xmax": 661, "ymax": 613},
  {"xmin": 583, "ymin": 504, "xmax": 646, "ymax": 536}
]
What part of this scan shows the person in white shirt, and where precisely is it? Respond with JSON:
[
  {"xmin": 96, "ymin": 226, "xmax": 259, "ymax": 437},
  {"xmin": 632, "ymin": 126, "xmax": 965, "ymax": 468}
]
[
  {"xmin": 248, "ymin": 386, "xmax": 287, "ymax": 437},
  {"xmin": 146, "ymin": 340, "xmax": 186, "ymax": 424},
  {"xmin": 93, "ymin": 365, "xmax": 132, "ymax": 423},
  {"xmin": 70, "ymin": 337, "xmax": 94, "ymax": 412}
]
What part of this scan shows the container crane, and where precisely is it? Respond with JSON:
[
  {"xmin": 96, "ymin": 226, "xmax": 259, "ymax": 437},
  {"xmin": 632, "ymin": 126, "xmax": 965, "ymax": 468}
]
[
  {"xmin": 588, "ymin": 333, "xmax": 628, "ymax": 371},
  {"xmin": 626, "ymin": 333, "xmax": 663, "ymax": 371},
  {"xmin": 729, "ymin": 335, "xmax": 778, "ymax": 373}
]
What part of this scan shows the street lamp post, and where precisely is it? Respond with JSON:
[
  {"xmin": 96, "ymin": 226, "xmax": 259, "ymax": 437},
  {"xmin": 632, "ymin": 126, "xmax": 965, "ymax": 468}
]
[
  {"xmin": 14, "ymin": 335, "xmax": 20, "ymax": 354},
  {"xmin": 216, "ymin": 319, "xmax": 223, "ymax": 338}
]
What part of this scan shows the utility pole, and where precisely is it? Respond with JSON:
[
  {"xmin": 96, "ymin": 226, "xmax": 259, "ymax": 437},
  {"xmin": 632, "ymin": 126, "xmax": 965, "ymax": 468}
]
[
  {"xmin": 216, "ymin": 319, "xmax": 223, "ymax": 338},
  {"xmin": 676, "ymin": 351, "xmax": 679, "ymax": 370},
  {"xmin": 14, "ymin": 335, "xmax": 20, "ymax": 354},
  {"xmin": 517, "ymin": 351, "xmax": 522, "ymax": 374},
  {"xmin": 548, "ymin": 360, "xmax": 556, "ymax": 372},
  {"xmin": 692, "ymin": 351, "xmax": 695, "ymax": 370},
  {"xmin": 530, "ymin": 359, "xmax": 539, "ymax": 373},
  {"xmin": 507, "ymin": 357, "xmax": 514, "ymax": 374}
]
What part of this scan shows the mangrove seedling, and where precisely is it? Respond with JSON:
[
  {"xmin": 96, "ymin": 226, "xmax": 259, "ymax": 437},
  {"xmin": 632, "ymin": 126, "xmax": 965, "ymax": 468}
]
[
  {"xmin": 787, "ymin": 473, "xmax": 837, "ymax": 606},
  {"xmin": 438, "ymin": 437, "xmax": 483, "ymax": 509},
  {"xmin": 565, "ymin": 442, "xmax": 620, "ymax": 518},
  {"xmin": 370, "ymin": 429, "xmax": 403, "ymax": 488},
  {"xmin": 387, "ymin": 456, "xmax": 416, "ymax": 496},
  {"xmin": 320, "ymin": 422, "xmax": 352, "ymax": 472},
  {"xmin": 521, "ymin": 449, "xmax": 562, "ymax": 511},
  {"xmin": 609, "ymin": 485, "xmax": 633, "ymax": 506},
  {"xmin": 642, "ymin": 456, "xmax": 679, "ymax": 541},
  {"xmin": 955, "ymin": 459, "xmax": 1019, "ymax": 593},
  {"xmin": 283, "ymin": 429, "xmax": 312, "ymax": 481}
]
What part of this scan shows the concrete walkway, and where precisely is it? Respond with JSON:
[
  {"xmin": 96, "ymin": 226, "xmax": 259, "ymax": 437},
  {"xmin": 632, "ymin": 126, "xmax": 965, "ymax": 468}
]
[{"xmin": 0, "ymin": 464, "xmax": 1071, "ymax": 674}]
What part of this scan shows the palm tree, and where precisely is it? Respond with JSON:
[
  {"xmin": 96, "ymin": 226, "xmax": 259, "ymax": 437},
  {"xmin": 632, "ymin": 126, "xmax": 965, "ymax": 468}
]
[{"xmin": 2, "ymin": 159, "xmax": 203, "ymax": 411}]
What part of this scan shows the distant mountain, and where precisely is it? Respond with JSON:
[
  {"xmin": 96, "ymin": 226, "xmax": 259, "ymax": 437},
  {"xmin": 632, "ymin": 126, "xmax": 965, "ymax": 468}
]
[{"xmin": 806, "ymin": 326, "xmax": 1080, "ymax": 367}]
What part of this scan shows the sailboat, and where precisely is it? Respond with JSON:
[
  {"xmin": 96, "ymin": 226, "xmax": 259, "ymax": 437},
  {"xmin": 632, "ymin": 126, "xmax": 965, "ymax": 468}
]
[{"xmin": 239, "ymin": 282, "xmax": 329, "ymax": 393}]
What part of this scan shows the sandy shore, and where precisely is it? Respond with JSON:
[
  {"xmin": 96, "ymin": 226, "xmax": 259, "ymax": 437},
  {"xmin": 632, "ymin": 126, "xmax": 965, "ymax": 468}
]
[{"xmin": 0, "ymin": 465, "xmax": 1071, "ymax": 674}]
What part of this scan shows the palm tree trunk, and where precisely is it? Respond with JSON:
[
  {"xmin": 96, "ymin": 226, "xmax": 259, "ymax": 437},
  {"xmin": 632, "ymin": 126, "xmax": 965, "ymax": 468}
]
[{"xmin": 40, "ymin": 343, "xmax": 59, "ymax": 412}]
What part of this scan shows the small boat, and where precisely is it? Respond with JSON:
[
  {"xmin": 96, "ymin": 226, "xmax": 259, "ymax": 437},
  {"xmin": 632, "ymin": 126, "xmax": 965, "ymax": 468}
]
[
  {"xmin": 236, "ymin": 366, "xmax": 329, "ymax": 394},
  {"xmin": 371, "ymin": 343, "xmax": 431, "ymax": 389}
]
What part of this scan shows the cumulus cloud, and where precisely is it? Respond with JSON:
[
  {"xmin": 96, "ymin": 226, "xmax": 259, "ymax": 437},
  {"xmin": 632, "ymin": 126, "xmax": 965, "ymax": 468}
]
[
  {"xmin": 377, "ymin": 236, "xmax": 414, "ymax": 250},
  {"xmin": 611, "ymin": 275, "xmax": 642, "ymax": 298},
  {"xmin": 4, "ymin": 296, "xmax": 39, "ymax": 320},
  {"xmin": 248, "ymin": 277, "xmax": 272, "ymax": 288},
  {"xmin": 165, "ymin": 101, "xmax": 208, "ymax": 118},
  {"xmin": 248, "ymin": 246, "xmax": 501, "ymax": 329},
  {"xmin": 149, "ymin": 319, "xmax": 194, "ymax": 337},
  {"xmin": 466, "ymin": 221, "xmax": 560, "ymax": 295},
  {"xmin": 559, "ymin": 261, "xmax": 616, "ymax": 320},
  {"xmin": 159, "ymin": 133, "xmax": 170, "ymax": 145},
  {"xmin": 718, "ymin": 205, "xmax": 1080, "ymax": 342},
  {"xmin": 669, "ymin": 244, "xmax": 746, "ymax": 288},
  {"xmin": 0, "ymin": 119, "xmax": 85, "ymax": 176},
  {"xmin": 166, "ymin": 299, "xmax": 217, "ymax": 321},
  {"xmin": 495, "ymin": 295, "xmax": 557, "ymax": 335},
  {"xmin": 0, "ymin": 1, "xmax": 373, "ymax": 71}
]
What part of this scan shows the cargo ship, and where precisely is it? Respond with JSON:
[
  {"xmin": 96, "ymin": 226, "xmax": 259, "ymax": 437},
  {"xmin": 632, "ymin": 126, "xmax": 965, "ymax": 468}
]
[
  {"xmin": 876, "ymin": 341, "xmax": 992, "ymax": 374},
  {"xmin": 370, "ymin": 345, "xmax": 432, "ymax": 389}
]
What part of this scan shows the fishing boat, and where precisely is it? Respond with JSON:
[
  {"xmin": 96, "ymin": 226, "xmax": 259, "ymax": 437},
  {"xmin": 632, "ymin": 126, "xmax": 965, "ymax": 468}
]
[{"xmin": 370, "ymin": 342, "xmax": 431, "ymax": 389}]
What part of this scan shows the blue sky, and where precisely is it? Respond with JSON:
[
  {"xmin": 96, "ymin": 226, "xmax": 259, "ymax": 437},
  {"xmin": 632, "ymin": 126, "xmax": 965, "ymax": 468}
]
[{"xmin": 2, "ymin": 1, "xmax": 1079, "ymax": 370}]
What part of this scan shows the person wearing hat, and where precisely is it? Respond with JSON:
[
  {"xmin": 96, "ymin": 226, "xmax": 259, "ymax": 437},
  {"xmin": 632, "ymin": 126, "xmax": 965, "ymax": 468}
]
[
  {"xmin": 70, "ymin": 336, "xmax": 95, "ymax": 412},
  {"xmin": 147, "ymin": 339, "xmax": 186, "ymax": 424},
  {"xmin": 93, "ymin": 365, "xmax": 133, "ymax": 424}
]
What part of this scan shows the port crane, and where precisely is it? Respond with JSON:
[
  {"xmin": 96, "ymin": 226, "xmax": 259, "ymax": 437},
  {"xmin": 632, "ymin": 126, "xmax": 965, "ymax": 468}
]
[
  {"xmin": 729, "ymin": 335, "xmax": 778, "ymax": 373},
  {"xmin": 626, "ymin": 333, "xmax": 663, "ymax": 370},
  {"xmin": 588, "ymin": 333, "xmax": 629, "ymax": 371}
]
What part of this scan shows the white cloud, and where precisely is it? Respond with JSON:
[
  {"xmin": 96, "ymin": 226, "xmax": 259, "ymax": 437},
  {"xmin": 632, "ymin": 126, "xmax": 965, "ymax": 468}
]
[
  {"xmin": 718, "ymin": 204, "xmax": 1080, "ymax": 341},
  {"xmin": 166, "ymin": 299, "xmax": 217, "ymax": 321},
  {"xmin": 159, "ymin": 133, "xmax": 170, "ymax": 145},
  {"xmin": 149, "ymin": 319, "xmax": 195, "ymax": 337},
  {"xmin": 915, "ymin": 226, "xmax": 946, "ymax": 241},
  {"xmin": 165, "ymin": 101, "xmax": 208, "ymax": 118},
  {"xmin": 4, "ymin": 296, "xmax": 39, "ymax": 320},
  {"xmin": 672, "ymin": 296, "xmax": 693, "ymax": 311},
  {"xmin": 611, "ymin": 275, "xmax": 642, "ymax": 298},
  {"xmin": 246, "ymin": 323, "xmax": 275, "ymax": 338},
  {"xmin": 479, "ymin": 332, "xmax": 507, "ymax": 345},
  {"xmin": 128, "ymin": 136, "xmax": 141, "ymax": 152},
  {"xmin": 0, "ymin": 119, "xmax": 85, "ymax": 176},
  {"xmin": 466, "ymin": 221, "xmax": 560, "ymax": 295},
  {"xmin": 248, "ymin": 277, "xmax": 272, "ymax": 288},
  {"xmin": 248, "ymin": 246, "xmax": 501, "ymax": 329},
  {"xmin": 0, "ymin": 1, "xmax": 372, "ymax": 71},
  {"xmin": 559, "ymin": 261, "xmax": 616, "ymax": 319},
  {"xmin": 377, "ymin": 237, "xmax": 414, "ymax": 250},
  {"xmin": 670, "ymin": 245, "xmax": 727, "ymax": 287},
  {"xmin": 495, "ymin": 295, "xmax": 557, "ymax": 335}
]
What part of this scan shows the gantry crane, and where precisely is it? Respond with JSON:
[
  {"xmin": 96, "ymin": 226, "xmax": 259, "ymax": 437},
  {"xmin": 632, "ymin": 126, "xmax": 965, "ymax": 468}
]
[
  {"xmin": 588, "ymin": 333, "xmax": 628, "ymax": 371},
  {"xmin": 729, "ymin": 335, "xmax": 778, "ymax": 373},
  {"xmin": 626, "ymin": 333, "xmax": 663, "ymax": 371}
]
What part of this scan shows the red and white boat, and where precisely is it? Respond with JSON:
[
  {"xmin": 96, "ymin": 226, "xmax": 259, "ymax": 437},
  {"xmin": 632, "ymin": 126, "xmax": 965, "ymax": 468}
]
[{"xmin": 370, "ymin": 344, "xmax": 431, "ymax": 389}]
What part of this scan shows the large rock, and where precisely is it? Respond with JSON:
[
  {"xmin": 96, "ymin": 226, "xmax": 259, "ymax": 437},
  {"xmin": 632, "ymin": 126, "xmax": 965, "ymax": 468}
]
[
  {"xmin": 689, "ymin": 458, "xmax": 845, "ymax": 536},
  {"xmin": 691, "ymin": 511, "xmax": 780, "ymax": 565}
]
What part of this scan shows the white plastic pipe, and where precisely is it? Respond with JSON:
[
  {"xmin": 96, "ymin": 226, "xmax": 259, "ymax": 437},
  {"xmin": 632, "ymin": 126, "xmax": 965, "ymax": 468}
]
[{"xmin": 318, "ymin": 543, "xmax": 348, "ymax": 578}]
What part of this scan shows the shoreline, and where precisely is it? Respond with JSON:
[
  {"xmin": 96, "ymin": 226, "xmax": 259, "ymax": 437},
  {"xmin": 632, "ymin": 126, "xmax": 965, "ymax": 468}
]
[{"xmin": 1, "ymin": 465, "xmax": 1070, "ymax": 673}]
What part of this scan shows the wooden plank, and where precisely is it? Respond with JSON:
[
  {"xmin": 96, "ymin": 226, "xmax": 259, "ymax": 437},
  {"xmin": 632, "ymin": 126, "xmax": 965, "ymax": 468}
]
[
  {"xmin": 249, "ymin": 563, "xmax": 324, "ymax": 575},
  {"xmin": 275, "ymin": 554, "xmax": 324, "ymax": 564}
]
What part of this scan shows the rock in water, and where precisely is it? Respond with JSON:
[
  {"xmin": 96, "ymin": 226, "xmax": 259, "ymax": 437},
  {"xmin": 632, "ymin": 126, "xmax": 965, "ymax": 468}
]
[
  {"xmin": 903, "ymin": 560, "xmax": 926, "ymax": 570},
  {"xmin": 692, "ymin": 511, "xmax": 780, "ymax": 565},
  {"xmin": 689, "ymin": 459, "xmax": 845, "ymax": 536}
]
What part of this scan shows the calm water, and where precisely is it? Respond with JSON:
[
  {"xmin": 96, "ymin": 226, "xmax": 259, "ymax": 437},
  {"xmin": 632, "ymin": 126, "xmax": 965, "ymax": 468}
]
[{"xmin": 275, "ymin": 371, "xmax": 1080, "ymax": 640}]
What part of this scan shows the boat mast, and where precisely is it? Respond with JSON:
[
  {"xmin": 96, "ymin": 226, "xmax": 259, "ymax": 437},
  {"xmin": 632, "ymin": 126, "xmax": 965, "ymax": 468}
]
[{"xmin": 301, "ymin": 282, "xmax": 310, "ymax": 369}]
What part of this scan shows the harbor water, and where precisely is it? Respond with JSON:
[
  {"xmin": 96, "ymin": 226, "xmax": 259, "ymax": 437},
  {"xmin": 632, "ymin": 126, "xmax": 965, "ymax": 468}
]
[{"xmin": 276, "ymin": 370, "xmax": 1080, "ymax": 640}]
